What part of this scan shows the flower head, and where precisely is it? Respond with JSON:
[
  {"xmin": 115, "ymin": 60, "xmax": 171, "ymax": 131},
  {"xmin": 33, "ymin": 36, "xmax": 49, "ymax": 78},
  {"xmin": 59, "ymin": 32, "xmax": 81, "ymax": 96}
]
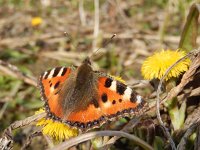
[
  {"xmin": 141, "ymin": 50, "xmax": 190, "ymax": 81},
  {"xmin": 35, "ymin": 109, "xmax": 78, "ymax": 141},
  {"xmin": 31, "ymin": 17, "xmax": 43, "ymax": 27}
]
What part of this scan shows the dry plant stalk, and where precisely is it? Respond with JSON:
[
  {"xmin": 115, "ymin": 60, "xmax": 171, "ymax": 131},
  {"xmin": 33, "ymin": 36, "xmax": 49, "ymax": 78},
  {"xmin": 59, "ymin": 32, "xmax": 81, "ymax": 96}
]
[
  {"xmin": 177, "ymin": 121, "xmax": 200, "ymax": 150},
  {"xmin": 51, "ymin": 130, "xmax": 153, "ymax": 150},
  {"xmin": 2, "ymin": 113, "xmax": 46, "ymax": 141},
  {"xmin": 0, "ymin": 59, "xmax": 37, "ymax": 87}
]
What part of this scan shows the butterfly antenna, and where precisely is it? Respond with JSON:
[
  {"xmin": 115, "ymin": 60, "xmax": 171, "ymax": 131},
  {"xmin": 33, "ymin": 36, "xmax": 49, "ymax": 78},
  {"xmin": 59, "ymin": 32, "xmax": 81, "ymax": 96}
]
[{"xmin": 89, "ymin": 33, "xmax": 116, "ymax": 59}]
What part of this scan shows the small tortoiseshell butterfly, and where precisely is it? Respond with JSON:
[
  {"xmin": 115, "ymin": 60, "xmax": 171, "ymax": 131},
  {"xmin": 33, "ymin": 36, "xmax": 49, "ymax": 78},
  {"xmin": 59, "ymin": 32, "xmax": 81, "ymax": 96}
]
[{"xmin": 39, "ymin": 57, "xmax": 145, "ymax": 131}]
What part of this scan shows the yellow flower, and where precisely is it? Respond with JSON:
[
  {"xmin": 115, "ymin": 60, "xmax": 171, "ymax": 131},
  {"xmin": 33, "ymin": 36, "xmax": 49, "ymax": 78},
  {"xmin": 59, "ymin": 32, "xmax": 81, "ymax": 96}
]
[
  {"xmin": 31, "ymin": 17, "xmax": 43, "ymax": 26},
  {"xmin": 141, "ymin": 50, "xmax": 190, "ymax": 81},
  {"xmin": 35, "ymin": 109, "xmax": 78, "ymax": 141},
  {"xmin": 110, "ymin": 75, "xmax": 126, "ymax": 83}
]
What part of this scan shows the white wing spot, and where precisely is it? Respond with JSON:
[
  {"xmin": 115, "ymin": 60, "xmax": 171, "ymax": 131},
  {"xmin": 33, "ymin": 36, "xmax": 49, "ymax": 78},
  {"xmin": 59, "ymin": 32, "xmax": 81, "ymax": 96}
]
[
  {"xmin": 50, "ymin": 87, "xmax": 55, "ymax": 93},
  {"xmin": 109, "ymin": 80, "xmax": 117, "ymax": 91},
  {"xmin": 123, "ymin": 87, "xmax": 132, "ymax": 100},
  {"xmin": 43, "ymin": 71, "xmax": 48, "ymax": 78},
  {"xmin": 48, "ymin": 68, "xmax": 55, "ymax": 78},
  {"xmin": 136, "ymin": 95, "xmax": 142, "ymax": 104},
  {"xmin": 58, "ymin": 67, "xmax": 64, "ymax": 76},
  {"xmin": 103, "ymin": 101, "xmax": 111, "ymax": 108}
]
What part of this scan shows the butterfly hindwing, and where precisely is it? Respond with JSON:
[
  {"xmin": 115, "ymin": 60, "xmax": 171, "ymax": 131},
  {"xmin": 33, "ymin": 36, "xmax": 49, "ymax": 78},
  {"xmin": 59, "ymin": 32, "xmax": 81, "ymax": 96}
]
[
  {"xmin": 39, "ymin": 66, "xmax": 72, "ymax": 119},
  {"xmin": 66, "ymin": 103, "xmax": 105, "ymax": 129}
]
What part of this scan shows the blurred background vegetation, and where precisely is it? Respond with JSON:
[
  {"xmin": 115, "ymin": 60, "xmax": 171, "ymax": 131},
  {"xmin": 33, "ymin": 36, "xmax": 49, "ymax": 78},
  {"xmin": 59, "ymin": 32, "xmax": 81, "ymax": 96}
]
[{"xmin": 0, "ymin": 0, "xmax": 199, "ymax": 149}]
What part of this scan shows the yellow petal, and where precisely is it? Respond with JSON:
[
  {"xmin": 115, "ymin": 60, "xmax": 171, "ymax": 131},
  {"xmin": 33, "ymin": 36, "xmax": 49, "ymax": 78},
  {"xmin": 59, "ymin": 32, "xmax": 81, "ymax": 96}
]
[{"xmin": 35, "ymin": 108, "xmax": 78, "ymax": 141}]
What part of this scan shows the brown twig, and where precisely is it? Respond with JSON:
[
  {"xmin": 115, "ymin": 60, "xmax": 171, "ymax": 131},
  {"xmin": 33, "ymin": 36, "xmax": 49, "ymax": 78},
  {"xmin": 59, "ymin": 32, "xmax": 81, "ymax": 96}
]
[
  {"xmin": 0, "ymin": 136, "xmax": 12, "ymax": 150},
  {"xmin": 177, "ymin": 121, "xmax": 200, "ymax": 150},
  {"xmin": 177, "ymin": 87, "xmax": 200, "ymax": 98},
  {"xmin": 0, "ymin": 81, "xmax": 22, "ymax": 119},
  {"xmin": 3, "ymin": 112, "xmax": 46, "ymax": 140},
  {"xmin": 44, "ymin": 135, "xmax": 55, "ymax": 149},
  {"xmin": 21, "ymin": 131, "xmax": 43, "ymax": 150},
  {"xmin": 128, "ymin": 80, "xmax": 152, "ymax": 89},
  {"xmin": 0, "ymin": 59, "xmax": 37, "ymax": 87},
  {"xmin": 189, "ymin": 87, "xmax": 200, "ymax": 97},
  {"xmin": 50, "ymin": 130, "xmax": 153, "ymax": 150},
  {"xmin": 194, "ymin": 125, "xmax": 200, "ymax": 150},
  {"xmin": 100, "ymin": 117, "xmax": 141, "ymax": 150},
  {"xmin": 183, "ymin": 105, "xmax": 200, "ymax": 131}
]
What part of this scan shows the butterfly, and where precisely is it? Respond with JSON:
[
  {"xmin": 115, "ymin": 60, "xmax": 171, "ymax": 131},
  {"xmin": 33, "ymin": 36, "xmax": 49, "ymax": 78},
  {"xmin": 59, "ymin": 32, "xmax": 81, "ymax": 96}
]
[{"xmin": 39, "ymin": 57, "xmax": 145, "ymax": 131}]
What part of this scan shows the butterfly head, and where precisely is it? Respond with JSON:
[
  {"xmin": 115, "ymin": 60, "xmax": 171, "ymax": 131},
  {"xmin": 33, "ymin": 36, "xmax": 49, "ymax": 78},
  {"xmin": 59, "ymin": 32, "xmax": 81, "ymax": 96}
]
[
  {"xmin": 79, "ymin": 57, "xmax": 92, "ymax": 71},
  {"xmin": 76, "ymin": 57, "xmax": 94, "ymax": 84},
  {"xmin": 82, "ymin": 57, "xmax": 91, "ymax": 66}
]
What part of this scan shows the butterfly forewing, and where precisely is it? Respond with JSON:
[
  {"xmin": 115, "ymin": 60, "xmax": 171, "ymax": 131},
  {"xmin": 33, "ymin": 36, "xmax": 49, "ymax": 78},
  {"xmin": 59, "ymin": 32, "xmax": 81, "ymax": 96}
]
[{"xmin": 39, "ymin": 67, "xmax": 72, "ymax": 118}]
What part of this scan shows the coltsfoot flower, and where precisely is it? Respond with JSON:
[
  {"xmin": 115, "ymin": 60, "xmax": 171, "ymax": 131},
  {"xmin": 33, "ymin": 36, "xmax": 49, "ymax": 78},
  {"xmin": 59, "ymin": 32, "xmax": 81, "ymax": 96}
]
[
  {"xmin": 141, "ymin": 50, "xmax": 190, "ymax": 81},
  {"xmin": 31, "ymin": 17, "xmax": 43, "ymax": 26},
  {"xmin": 35, "ymin": 109, "xmax": 78, "ymax": 141}
]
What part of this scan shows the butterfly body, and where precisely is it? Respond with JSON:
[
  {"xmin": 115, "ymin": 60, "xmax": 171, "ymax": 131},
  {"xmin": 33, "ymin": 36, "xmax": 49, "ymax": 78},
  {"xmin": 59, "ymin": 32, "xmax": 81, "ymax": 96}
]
[
  {"xmin": 58, "ymin": 57, "xmax": 99, "ymax": 118},
  {"xmin": 39, "ymin": 58, "xmax": 145, "ymax": 131}
]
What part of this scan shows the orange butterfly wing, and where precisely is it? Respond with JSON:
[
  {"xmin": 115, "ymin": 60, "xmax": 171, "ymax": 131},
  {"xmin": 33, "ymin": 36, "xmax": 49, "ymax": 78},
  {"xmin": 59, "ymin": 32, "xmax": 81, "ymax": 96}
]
[
  {"xmin": 39, "ymin": 67, "xmax": 72, "ymax": 119},
  {"xmin": 39, "ymin": 67, "xmax": 106, "ymax": 129}
]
